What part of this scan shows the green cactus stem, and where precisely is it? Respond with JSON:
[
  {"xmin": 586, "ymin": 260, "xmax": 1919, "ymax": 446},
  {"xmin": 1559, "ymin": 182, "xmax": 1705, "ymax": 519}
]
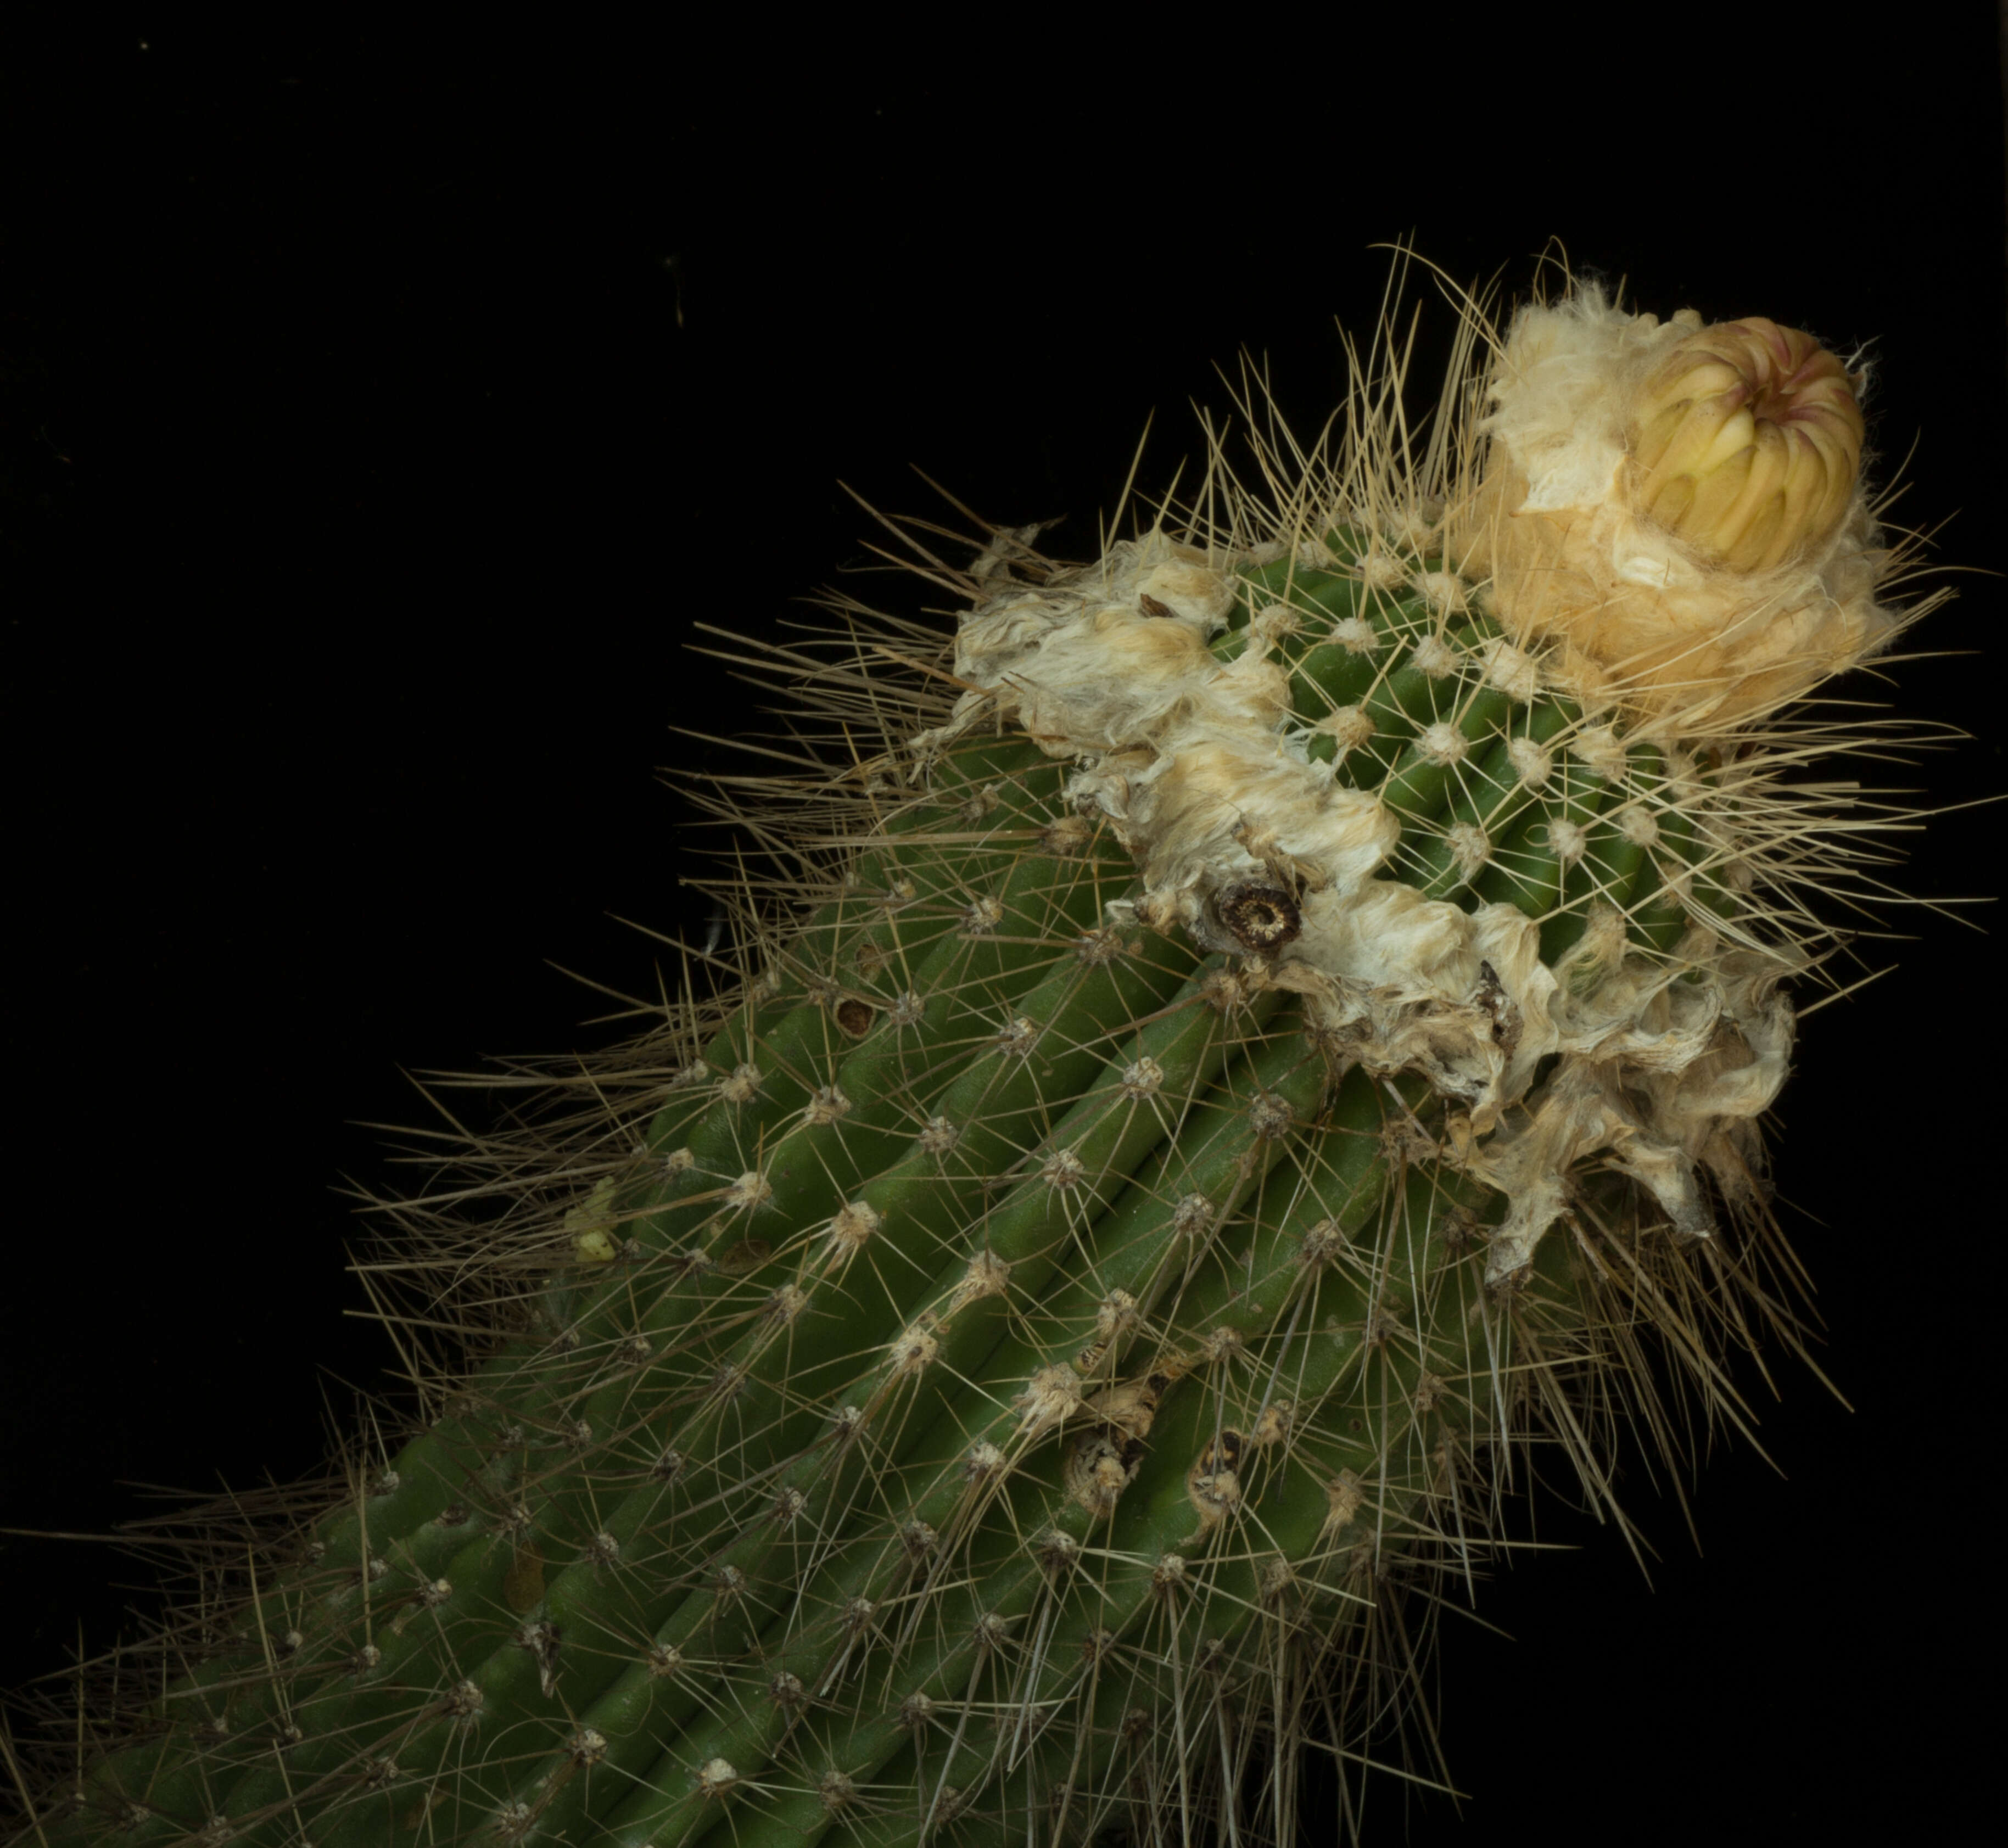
[{"xmin": 1, "ymin": 268, "xmax": 1948, "ymax": 1847}]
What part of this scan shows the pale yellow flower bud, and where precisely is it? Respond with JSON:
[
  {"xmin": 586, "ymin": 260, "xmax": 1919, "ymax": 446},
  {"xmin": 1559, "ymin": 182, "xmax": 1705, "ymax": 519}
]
[{"xmin": 1629, "ymin": 317, "xmax": 1864, "ymax": 573}]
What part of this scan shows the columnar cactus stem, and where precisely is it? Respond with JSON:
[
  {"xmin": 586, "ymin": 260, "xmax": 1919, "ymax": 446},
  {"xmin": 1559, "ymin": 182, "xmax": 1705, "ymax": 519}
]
[{"xmin": 2, "ymin": 262, "xmax": 1948, "ymax": 1847}]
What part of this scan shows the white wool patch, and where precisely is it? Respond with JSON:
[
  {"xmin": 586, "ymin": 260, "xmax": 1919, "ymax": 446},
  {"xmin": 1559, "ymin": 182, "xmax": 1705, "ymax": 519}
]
[
  {"xmin": 1408, "ymin": 634, "xmax": 1461, "ymax": 679},
  {"xmin": 1445, "ymin": 822, "xmax": 1491, "ymax": 880},
  {"xmin": 1507, "ymin": 737, "xmax": 1553, "ymax": 788},
  {"xmin": 914, "ymin": 524, "xmax": 1796, "ymax": 1282},
  {"xmin": 1329, "ymin": 615, "xmax": 1378, "ymax": 654},
  {"xmin": 1476, "ymin": 637, "xmax": 1542, "ymax": 704},
  {"xmin": 1417, "ymin": 721, "xmax": 1468, "ymax": 766},
  {"xmin": 1616, "ymin": 805, "xmax": 1662, "ymax": 848},
  {"xmin": 1315, "ymin": 704, "xmax": 1376, "ymax": 753}
]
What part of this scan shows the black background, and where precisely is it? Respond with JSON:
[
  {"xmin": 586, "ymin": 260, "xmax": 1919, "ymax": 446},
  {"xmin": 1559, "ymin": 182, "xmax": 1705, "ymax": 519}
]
[{"xmin": 2, "ymin": 16, "xmax": 2003, "ymax": 1844}]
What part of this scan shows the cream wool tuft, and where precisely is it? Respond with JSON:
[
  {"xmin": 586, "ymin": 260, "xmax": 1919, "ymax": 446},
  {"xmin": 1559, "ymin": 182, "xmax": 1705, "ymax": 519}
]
[
  {"xmin": 1448, "ymin": 286, "xmax": 1898, "ymax": 728},
  {"xmin": 919, "ymin": 523, "xmax": 1796, "ymax": 1283}
]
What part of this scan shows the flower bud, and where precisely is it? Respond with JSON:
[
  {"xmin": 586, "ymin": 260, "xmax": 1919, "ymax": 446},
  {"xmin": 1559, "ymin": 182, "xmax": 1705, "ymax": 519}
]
[{"xmin": 1629, "ymin": 317, "xmax": 1864, "ymax": 573}]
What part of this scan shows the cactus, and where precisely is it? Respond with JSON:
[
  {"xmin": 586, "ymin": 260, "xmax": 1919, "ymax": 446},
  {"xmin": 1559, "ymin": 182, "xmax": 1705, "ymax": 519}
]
[{"xmin": 1, "ymin": 265, "xmax": 1956, "ymax": 1846}]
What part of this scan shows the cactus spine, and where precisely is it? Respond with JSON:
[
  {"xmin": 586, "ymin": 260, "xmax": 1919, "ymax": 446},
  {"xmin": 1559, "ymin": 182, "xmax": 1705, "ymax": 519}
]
[{"xmin": 3, "ymin": 269, "xmax": 1943, "ymax": 1846}]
